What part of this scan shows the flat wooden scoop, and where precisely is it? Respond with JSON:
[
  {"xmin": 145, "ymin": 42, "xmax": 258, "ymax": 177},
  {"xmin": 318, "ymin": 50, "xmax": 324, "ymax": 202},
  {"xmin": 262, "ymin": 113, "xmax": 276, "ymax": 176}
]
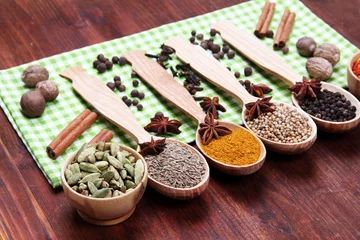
[{"xmin": 211, "ymin": 20, "xmax": 360, "ymax": 133}]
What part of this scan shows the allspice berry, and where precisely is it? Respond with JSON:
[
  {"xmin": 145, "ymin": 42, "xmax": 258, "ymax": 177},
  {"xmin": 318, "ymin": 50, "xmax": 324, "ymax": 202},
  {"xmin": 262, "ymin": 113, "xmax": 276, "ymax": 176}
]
[
  {"xmin": 97, "ymin": 63, "xmax": 107, "ymax": 73},
  {"xmin": 35, "ymin": 80, "xmax": 59, "ymax": 102},
  {"xmin": 20, "ymin": 91, "xmax": 46, "ymax": 118},
  {"xmin": 211, "ymin": 44, "xmax": 221, "ymax": 53},
  {"xmin": 306, "ymin": 57, "xmax": 333, "ymax": 80},
  {"xmin": 314, "ymin": 43, "xmax": 340, "ymax": 66},
  {"xmin": 21, "ymin": 65, "xmax": 49, "ymax": 87},
  {"xmin": 296, "ymin": 36, "xmax": 316, "ymax": 57}
]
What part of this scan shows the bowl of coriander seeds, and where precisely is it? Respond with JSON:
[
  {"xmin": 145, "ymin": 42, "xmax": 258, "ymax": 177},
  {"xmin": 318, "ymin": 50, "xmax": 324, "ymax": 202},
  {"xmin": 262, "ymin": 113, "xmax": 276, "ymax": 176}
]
[{"xmin": 61, "ymin": 142, "xmax": 148, "ymax": 226}]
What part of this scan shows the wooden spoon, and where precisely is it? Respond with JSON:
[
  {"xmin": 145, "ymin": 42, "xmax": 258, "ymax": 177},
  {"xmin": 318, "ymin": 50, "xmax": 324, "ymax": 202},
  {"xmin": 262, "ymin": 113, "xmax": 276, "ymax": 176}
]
[
  {"xmin": 164, "ymin": 36, "xmax": 317, "ymax": 154},
  {"xmin": 211, "ymin": 20, "xmax": 360, "ymax": 133},
  {"xmin": 123, "ymin": 50, "xmax": 266, "ymax": 175},
  {"xmin": 59, "ymin": 66, "xmax": 209, "ymax": 200}
]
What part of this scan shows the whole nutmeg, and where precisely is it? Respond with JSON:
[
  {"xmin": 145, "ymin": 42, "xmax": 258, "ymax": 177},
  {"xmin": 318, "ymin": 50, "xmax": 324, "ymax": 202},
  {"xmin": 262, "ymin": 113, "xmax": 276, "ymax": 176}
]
[
  {"xmin": 296, "ymin": 37, "xmax": 316, "ymax": 57},
  {"xmin": 35, "ymin": 80, "xmax": 59, "ymax": 101},
  {"xmin": 314, "ymin": 43, "xmax": 340, "ymax": 66},
  {"xmin": 21, "ymin": 65, "xmax": 49, "ymax": 87},
  {"xmin": 306, "ymin": 57, "xmax": 333, "ymax": 80},
  {"xmin": 20, "ymin": 91, "xmax": 46, "ymax": 118}
]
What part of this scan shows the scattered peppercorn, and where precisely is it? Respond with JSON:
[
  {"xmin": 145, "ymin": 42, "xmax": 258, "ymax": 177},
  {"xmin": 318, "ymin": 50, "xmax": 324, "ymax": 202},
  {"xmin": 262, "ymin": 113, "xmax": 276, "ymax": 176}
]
[
  {"xmin": 105, "ymin": 61, "xmax": 113, "ymax": 69},
  {"xmin": 132, "ymin": 99, "xmax": 139, "ymax": 106},
  {"xmin": 211, "ymin": 44, "xmax": 221, "ymax": 53},
  {"xmin": 112, "ymin": 56, "xmax": 119, "ymax": 64},
  {"xmin": 114, "ymin": 76, "xmax": 121, "ymax": 82},
  {"xmin": 227, "ymin": 51, "xmax": 235, "ymax": 59},
  {"xmin": 155, "ymin": 112, "xmax": 164, "ymax": 118},
  {"xmin": 190, "ymin": 37, "xmax": 195, "ymax": 43},
  {"xmin": 122, "ymin": 96, "xmax": 128, "ymax": 101},
  {"xmin": 213, "ymin": 53, "xmax": 220, "ymax": 60},
  {"xmin": 282, "ymin": 47, "xmax": 289, "ymax": 54},
  {"xmin": 115, "ymin": 81, "xmax": 121, "ymax": 89},
  {"xmin": 137, "ymin": 104, "xmax": 143, "ymax": 111},
  {"xmin": 201, "ymin": 41, "xmax": 208, "ymax": 50},
  {"xmin": 131, "ymin": 72, "xmax": 137, "ymax": 78},
  {"xmin": 93, "ymin": 60, "xmax": 100, "ymax": 68},
  {"xmin": 193, "ymin": 42, "xmax": 199, "ymax": 45},
  {"xmin": 266, "ymin": 30, "xmax": 274, "ymax": 38},
  {"xmin": 97, "ymin": 54, "xmax": 105, "ymax": 62},
  {"xmin": 219, "ymin": 52, "xmax": 225, "ymax": 59},
  {"xmin": 207, "ymin": 40, "xmax": 214, "ymax": 48},
  {"xmin": 138, "ymin": 92, "xmax": 145, "ymax": 99},
  {"xmin": 191, "ymin": 30, "xmax": 196, "ymax": 36},
  {"xmin": 190, "ymin": 89, "xmax": 197, "ymax": 95},
  {"xmin": 210, "ymin": 29, "xmax": 217, "ymax": 36},
  {"xmin": 119, "ymin": 85, "xmax": 126, "ymax": 92},
  {"xmin": 119, "ymin": 57, "xmax": 128, "ymax": 66},
  {"xmin": 235, "ymin": 72, "xmax": 241, "ymax": 78},
  {"xmin": 133, "ymin": 80, "xmax": 139, "ymax": 87},
  {"xmin": 106, "ymin": 82, "xmax": 115, "ymax": 91},
  {"xmin": 222, "ymin": 46, "xmax": 230, "ymax": 53},
  {"xmin": 124, "ymin": 99, "xmax": 132, "ymax": 107},
  {"xmin": 244, "ymin": 67, "xmax": 253, "ymax": 77},
  {"xmin": 96, "ymin": 63, "xmax": 107, "ymax": 73},
  {"xmin": 196, "ymin": 34, "xmax": 204, "ymax": 40},
  {"xmin": 131, "ymin": 89, "xmax": 139, "ymax": 97}
]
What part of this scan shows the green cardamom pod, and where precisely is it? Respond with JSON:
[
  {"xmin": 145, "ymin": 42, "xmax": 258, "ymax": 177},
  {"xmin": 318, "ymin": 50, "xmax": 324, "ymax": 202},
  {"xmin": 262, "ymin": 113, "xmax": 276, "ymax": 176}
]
[
  {"xmin": 108, "ymin": 156, "xmax": 124, "ymax": 170},
  {"xmin": 107, "ymin": 166, "xmax": 120, "ymax": 180},
  {"xmin": 110, "ymin": 179, "xmax": 120, "ymax": 189},
  {"xmin": 94, "ymin": 161, "xmax": 109, "ymax": 171},
  {"xmin": 112, "ymin": 190, "xmax": 124, "ymax": 197},
  {"xmin": 124, "ymin": 180, "xmax": 135, "ymax": 189},
  {"xmin": 120, "ymin": 169, "xmax": 127, "ymax": 180},
  {"xmin": 93, "ymin": 188, "xmax": 112, "ymax": 198},
  {"xmin": 101, "ymin": 171, "xmax": 115, "ymax": 183},
  {"xmin": 78, "ymin": 182, "xmax": 88, "ymax": 192},
  {"xmin": 103, "ymin": 152, "xmax": 110, "ymax": 162},
  {"xmin": 122, "ymin": 150, "xmax": 130, "ymax": 157},
  {"xmin": 77, "ymin": 147, "xmax": 96, "ymax": 163},
  {"xmin": 134, "ymin": 160, "xmax": 144, "ymax": 185},
  {"xmin": 124, "ymin": 163, "xmax": 135, "ymax": 177},
  {"xmin": 95, "ymin": 151, "xmax": 105, "ymax": 160},
  {"xmin": 67, "ymin": 173, "xmax": 82, "ymax": 186},
  {"xmin": 81, "ymin": 190, "xmax": 89, "ymax": 196},
  {"xmin": 64, "ymin": 169, "xmax": 73, "ymax": 180},
  {"xmin": 128, "ymin": 156, "xmax": 136, "ymax": 164},
  {"xmin": 118, "ymin": 176, "xmax": 124, "ymax": 186},
  {"xmin": 87, "ymin": 154, "xmax": 96, "ymax": 163},
  {"xmin": 92, "ymin": 178, "xmax": 103, "ymax": 188},
  {"xmin": 74, "ymin": 143, "xmax": 88, "ymax": 162},
  {"xmin": 125, "ymin": 175, "xmax": 133, "ymax": 180},
  {"xmin": 80, "ymin": 173, "xmax": 101, "ymax": 183},
  {"xmin": 71, "ymin": 185, "xmax": 79, "ymax": 192},
  {"xmin": 87, "ymin": 181, "xmax": 98, "ymax": 195},
  {"xmin": 79, "ymin": 162, "xmax": 101, "ymax": 173},
  {"xmin": 101, "ymin": 181, "xmax": 110, "ymax": 189},
  {"xmin": 97, "ymin": 141, "xmax": 105, "ymax": 151},
  {"xmin": 110, "ymin": 142, "xmax": 120, "ymax": 156},
  {"xmin": 73, "ymin": 163, "xmax": 80, "ymax": 173},
  {"xmin": 117, "ymin": 152, "xmax": 131, "ymax": 165}
]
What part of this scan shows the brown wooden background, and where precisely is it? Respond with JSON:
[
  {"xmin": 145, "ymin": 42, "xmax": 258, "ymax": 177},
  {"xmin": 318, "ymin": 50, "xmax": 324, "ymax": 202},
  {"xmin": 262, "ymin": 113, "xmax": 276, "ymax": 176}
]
[{"xmin": 0, "ymin": 0, "xmax": 359, "ymax": 239}]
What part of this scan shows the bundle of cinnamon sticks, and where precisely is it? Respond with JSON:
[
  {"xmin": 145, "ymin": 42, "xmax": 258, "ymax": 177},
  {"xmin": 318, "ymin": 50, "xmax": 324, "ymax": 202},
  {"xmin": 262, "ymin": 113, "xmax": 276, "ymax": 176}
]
[{"xmin": 254, "ymin": 2, "xmax": 276, "ymax": 38}]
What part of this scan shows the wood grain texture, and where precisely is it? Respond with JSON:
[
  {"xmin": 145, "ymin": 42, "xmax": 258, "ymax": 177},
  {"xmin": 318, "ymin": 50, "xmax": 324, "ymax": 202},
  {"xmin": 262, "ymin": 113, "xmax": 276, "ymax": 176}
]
[{"xmin": 0, "ymin": 0, "xmax": 360, "ymax": 239}]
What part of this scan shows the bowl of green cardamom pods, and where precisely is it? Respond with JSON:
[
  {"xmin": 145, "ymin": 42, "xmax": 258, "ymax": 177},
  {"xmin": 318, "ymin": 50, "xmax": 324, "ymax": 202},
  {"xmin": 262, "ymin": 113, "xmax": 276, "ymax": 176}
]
[{"xmin": 61, "ymin": 142, "xmax": 148, "ymax": 226}]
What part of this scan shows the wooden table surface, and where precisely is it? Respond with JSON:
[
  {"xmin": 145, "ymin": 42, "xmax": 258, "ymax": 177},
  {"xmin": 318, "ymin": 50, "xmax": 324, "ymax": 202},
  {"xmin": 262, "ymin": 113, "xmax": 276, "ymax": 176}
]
[{"xmin": 1, "ymin": 0, "xmax": 359, "ymax": 239}]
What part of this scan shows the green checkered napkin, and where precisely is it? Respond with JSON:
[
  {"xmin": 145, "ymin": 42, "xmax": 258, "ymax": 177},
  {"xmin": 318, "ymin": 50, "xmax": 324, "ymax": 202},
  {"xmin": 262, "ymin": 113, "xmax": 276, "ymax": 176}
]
[{"xmin": 0, "ymin": 0, "xmax": 358, "ymax": 188}]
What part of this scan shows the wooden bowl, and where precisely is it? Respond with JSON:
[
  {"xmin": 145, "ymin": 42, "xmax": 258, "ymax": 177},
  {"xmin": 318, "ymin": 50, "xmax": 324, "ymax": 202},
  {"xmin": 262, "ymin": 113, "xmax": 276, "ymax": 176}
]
[
  {"xmin": 292, "ymin": 82, "xmax": 360, "ymax": 133},
  {"xmin": 61, "ymin": 143, "xmax": 148, "ymax": 226},
  {"xmin": 243, "ymin": 102, "xmax": 318, "ymax": 155},
  {"xmin": 347, "ymin": 51, "xmax": 360, "ymax": 99},
  {"xmin": 196, "ymin": 122, "xmax": 266, "ymax": 175},
  {"xmin": 144, "ymin": 139, "xmax": 210, "ymax": 200}
]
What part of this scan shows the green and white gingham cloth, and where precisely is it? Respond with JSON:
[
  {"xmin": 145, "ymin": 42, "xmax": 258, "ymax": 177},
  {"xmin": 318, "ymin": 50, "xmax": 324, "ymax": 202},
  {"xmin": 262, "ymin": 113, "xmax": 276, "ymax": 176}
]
[{"xmin": 0, "ymin": 0, "xmax": 358, "ymax": 188}]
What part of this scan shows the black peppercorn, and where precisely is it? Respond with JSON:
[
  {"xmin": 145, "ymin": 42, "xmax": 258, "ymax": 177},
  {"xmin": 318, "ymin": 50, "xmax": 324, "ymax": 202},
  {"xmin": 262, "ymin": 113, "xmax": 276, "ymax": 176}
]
[
  {"xmin": 138, "ymin": 92, "xmax": 145, "ymax": 99},
  {"xmin": 155, "ymin": 112, "xmax": 164, "ymax": 118},
  {"xmin": 112, "ymin": 56, "xmax": 119, "ymax": 64},
  {"xmin": 207, "ymin": 40, "xmax": 213, "ymax": 48},
  {"xmin": 227, "ymin": 51, "xmax": 235, "ymax": 59},
  {"xmin": 132, "ymin": 80, "xmax": 139, "ymax": 87},
  {"xmin": 131, "ymin": 89, "xmax": 139, "ymax": 97},
  {"xmin": 282, "ymin": 47, "xmax": 289, "ymax": 54},
  {"xmin": 196, "ymin": 34, "xmax": 204, "ymax": 40},
  {"xmin": 122, "ymin": 96, "xmax": 128, "ymax": 101},
  {"xmin": 96, "ymin": 63, "xmax": 107, "ymax": 73},
  {"xmin": 106, "ymin": 82, "xmax": 115, "ymax": 91},
  {"xmin": 93, "ymin": 60, "xmax": 100, "ymax": 68},
  {"xmin": 213, "ymin": 53, "xmax": 220, "ymax": 60},
  {"xmin": 114, "ymin": 76, "xmax": 121, "ymax": 82},
  {"xmin": 191, "ymin": 30, "xmax": 196, "ymax": 36},
  {"xmin": 244, "ymin": 80, "xmax": 251, "ymax": 88},
  {"xmin": 132, "ymin": 99, "xmax": 139, "ymax": 106},
  {"xmin": 190, "ymin": 37, "xmax": 195, "ymax": 43},
  {"xmin": 137, "ymin": 104, "xmax": 143, "ymax": 111},
  {"xmin": 97, "ymin": 54, "xmax": 105, "ymax": 61},
  {"xmin": 201, "ymin": 41, "xmax": 208, "ymax": 50},
  {"xmin": 119, "ymin": 57, "xmax": 128, "ymax": 66},
  {"xmin": 244, "ymin": 67, "xmax": 253, "ymax": 76},
  {"xmin": 219, "ymin": 52, "xmax": 224, "ymax": 59},
  {"xmin": 234, "ymin": 72, "xmax": 241, "ymax": 78},
  {"xmin": 190, "ymin": 89, "xmax": 197, "ymax": 95},
  {"xmin": 115, "ymin": 81, "xmax": 121, "ymax": 89},
  {"xmin": 124, "ymin": 99, "xmax": 132, "ymax": 107},
  {"xmin": 131, "ymin": 72, "xmax": 137, "ymax": 78},
  {"xmin": 105, "ymin": 61, "xmax": 113, "ymax": 69},
  {"xmin": 266, "ymin": 30, "xmax": 274, "ymax": 38},
  {"xmin": 211, "ymin": 44, "xmax": 221, "ymax": 54},
  {"xmin": 222, "ymin": 46, "xmax": 230, "ymax": 53},
  {"xmin": 119, "ymin": 85, "xmax": 126, "ymax": 92},
  {"xmin": 210, "ymin": 29, "xmax": 217, "ymax": 36}
]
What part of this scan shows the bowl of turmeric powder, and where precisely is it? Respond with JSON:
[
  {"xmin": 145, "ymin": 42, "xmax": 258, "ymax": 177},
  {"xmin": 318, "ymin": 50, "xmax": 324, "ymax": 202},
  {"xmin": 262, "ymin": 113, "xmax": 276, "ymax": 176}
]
[
  {"xmin": 197, "ymin": 122, "xmax": 266, "ymax": 175},
  {"xmin": 348, "ymin": 52, "xmax": 360, "ymax": 99}
]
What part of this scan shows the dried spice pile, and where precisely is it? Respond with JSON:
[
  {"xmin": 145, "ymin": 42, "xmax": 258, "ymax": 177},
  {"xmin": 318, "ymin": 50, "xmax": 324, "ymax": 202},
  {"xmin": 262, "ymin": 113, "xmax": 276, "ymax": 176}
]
[
  {"xmin": 144, "ymin": 140, "xmax": 206, "ymax": 188},
  {"xmin": 246, "ymin": 104, "xmax": 312, "ymax": 143}
]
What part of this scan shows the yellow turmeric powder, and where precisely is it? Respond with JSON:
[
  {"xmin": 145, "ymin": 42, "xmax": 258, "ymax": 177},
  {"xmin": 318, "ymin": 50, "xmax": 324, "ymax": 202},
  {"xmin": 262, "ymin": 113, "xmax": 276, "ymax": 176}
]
[{"xmin": 201, "ymin": 128, "xmax": 261, "ymax": 166}]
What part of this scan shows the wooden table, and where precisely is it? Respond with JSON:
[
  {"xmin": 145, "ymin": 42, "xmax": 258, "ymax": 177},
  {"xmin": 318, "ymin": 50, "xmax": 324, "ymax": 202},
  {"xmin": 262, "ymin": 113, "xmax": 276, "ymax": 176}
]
[{"xmin": 1, "ymin": 0, "xmax": 359, "ymax": 239}]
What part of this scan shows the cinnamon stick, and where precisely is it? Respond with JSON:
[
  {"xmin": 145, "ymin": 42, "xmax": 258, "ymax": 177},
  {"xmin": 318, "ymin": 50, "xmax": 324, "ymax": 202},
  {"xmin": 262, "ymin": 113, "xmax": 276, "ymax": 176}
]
[
  {"xmin": 279, "ymin": 12, "xmax": 296, "ymax": 48},
  {"xmin": 89, "ymin": 129, "xmax": 114, "ymax": 144},
  {"xmin": 273, "ymin": 9, "xmax": 290, "ymax": 50},
  {"xmin": 254, "ymin": 2, "xmax": 271, "ymax": 37},
  {"xmin": 46, "ymin": 109, "xmax": 98, "ymax": 159},
  {"xmin": 259, "ymin": 3, "xmax": 276, "ymax": 38}
]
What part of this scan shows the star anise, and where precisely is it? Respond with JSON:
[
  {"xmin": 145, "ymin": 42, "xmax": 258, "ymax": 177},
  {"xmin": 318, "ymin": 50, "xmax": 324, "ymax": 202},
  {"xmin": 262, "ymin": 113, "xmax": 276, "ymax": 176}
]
[
  {"xmin": 144, "ymin": 115, "xmax": 182, "ymax": 135},
  {"xmin": 288, "ymin": 76, "xmax": 322, "ymax": 100},
  {"xmin": 199, "ymin": 96, "xmax": 226, "ymax": 119},
  {"xmin": 240, "ymin": 80, "xmax": 273, "ymax": 98},
  {"xmin": 139, "ymin": 137, "xmax": 166, "ymax": 156},
  {"xmin": 198, "ymin": 112, "xmax": 232, "ymax": 145},
  {"xmin": 245, "ymin": 96, "xmax": 275, "ymax": 121}
]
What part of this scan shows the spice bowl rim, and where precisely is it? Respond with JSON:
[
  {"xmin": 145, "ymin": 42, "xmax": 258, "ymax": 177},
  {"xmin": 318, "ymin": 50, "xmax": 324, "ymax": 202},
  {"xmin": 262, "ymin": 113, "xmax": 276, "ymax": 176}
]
[
  {"xmin": 61, "ymin": 142, "xmax": 148, "ymax": 202},
  {"xmin": 243, "ymin": 101, "xmax": 318, "ymax": 146},
  {"xmin": 348, "ymin": 51, "xmax": 360, "ymax": 81},
  {"xmin": 144, "ymin": 138, "xmax": 210, "ymax": 192}
]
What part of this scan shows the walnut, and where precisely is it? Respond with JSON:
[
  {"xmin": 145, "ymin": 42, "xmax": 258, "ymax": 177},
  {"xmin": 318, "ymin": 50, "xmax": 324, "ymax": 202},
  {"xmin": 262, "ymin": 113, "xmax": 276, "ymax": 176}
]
[
  {"xmin": 296, "ymin": 37, "xmax": 316, "ymax": 57},
  {"xmin": 21, "ymin": 65, "xmax": 49, "ymax": 87},
  {"xmin": 20, "ymin": 91, "xmax": 46, "ymax": 118},
  {"xmin": 313, "ymin": 43, "xmax": 340, "ymax": 66},
  {"xmin": 36, "ymin": 80, "xmax": 59, "ymax": 102},
  {"xmin": 306, "ymin": 57, "xmax": 333, "ymax": 80}
]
